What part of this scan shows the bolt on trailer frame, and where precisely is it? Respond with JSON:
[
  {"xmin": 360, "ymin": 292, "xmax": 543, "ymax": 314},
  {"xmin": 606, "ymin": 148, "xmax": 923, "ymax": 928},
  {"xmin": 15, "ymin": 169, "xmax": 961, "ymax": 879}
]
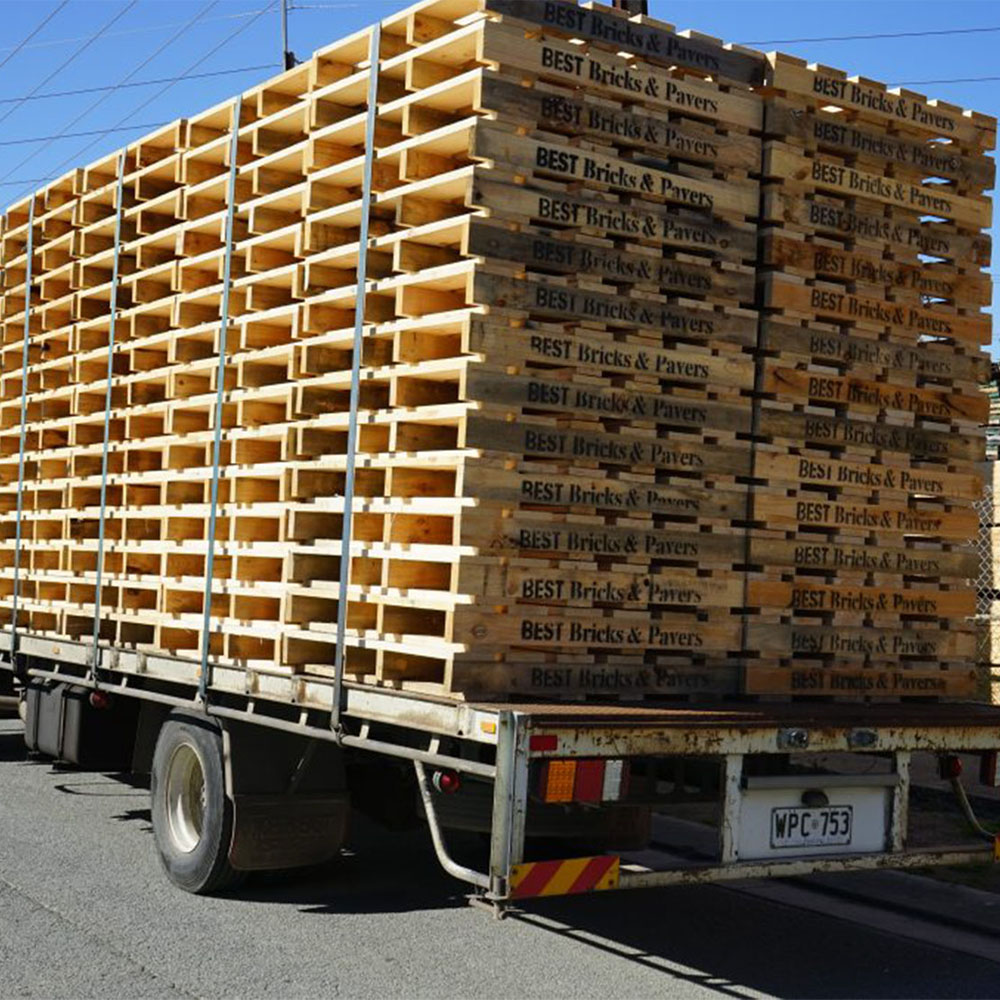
[
  {"xmin": 5, "ymin": 627, "xmax": 1000, "ymax": 911},
  {"xmin": 3, "ymin": 19, "xmax": 1000, "ymax": 911}
]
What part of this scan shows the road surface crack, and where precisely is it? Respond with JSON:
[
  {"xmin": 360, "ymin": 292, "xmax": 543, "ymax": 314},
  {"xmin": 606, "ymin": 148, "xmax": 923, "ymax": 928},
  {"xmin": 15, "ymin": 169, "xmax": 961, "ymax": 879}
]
[{"xmin": 0, "ymin": 872, "xmax": 201, "ymax": 998}]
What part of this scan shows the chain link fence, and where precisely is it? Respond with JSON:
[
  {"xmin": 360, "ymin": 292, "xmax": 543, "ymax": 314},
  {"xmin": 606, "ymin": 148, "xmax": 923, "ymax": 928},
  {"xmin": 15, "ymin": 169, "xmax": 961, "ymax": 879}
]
[{"xmin": 972, "ymin": 478, "xmax": 998, "ymax": 669}]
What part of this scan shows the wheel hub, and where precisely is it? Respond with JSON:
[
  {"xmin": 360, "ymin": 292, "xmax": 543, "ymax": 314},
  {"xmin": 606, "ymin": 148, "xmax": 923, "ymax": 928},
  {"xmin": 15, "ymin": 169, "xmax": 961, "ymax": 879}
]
[{"xmin": 164, "ymin": 743, "xmax": 206, "ymax": 854}]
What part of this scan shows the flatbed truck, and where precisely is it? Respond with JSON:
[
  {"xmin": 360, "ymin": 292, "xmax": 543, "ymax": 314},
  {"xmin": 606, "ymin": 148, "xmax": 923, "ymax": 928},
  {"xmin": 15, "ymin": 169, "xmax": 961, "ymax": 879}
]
[{"xmin": 3, "ymin": 631, "xmax": 999, "ymax": 910}]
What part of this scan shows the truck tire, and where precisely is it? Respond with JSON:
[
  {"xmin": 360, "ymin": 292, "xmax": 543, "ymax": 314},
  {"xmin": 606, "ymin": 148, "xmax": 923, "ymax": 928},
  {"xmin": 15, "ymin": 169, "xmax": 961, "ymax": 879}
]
[{"xmin": 151, "ymin": 714, "xmax": 244, "ymax": 894}]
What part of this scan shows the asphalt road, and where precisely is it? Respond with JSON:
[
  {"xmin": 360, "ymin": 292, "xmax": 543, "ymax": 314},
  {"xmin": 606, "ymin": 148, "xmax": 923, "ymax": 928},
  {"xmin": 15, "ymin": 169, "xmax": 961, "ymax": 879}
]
[{"xmin": 1, "ymin": 716, "xmax": 999, "ymax": 1000}]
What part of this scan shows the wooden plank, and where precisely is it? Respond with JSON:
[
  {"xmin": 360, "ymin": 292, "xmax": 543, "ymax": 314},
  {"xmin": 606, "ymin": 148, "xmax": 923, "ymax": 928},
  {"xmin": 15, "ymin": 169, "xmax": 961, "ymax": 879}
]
[
  {"xmin": 461, "ymin": 509, "xmax": 745, "ymax": 561},
  {"xmin": 466, "ymin": 323, "xmax": 755, "ymax": 389},
  {"xmin": 744, "ymin": 665, "xmax": 979, "ymax": 698},
  {"xmin": 466, "ymin": 220, "xmax": 754, "ymax": 301},
  {"xmin": 496, "ymin": 562, "xmax": 746, "ymax": 604},
  {"xmin": 762, "ymin": 234, "xmax": 991, "ymax": 306},
  {"xmin": 765, "ymin": 144, "xmax": 992, "ymax": 229},
  {"xmin": 474, "ymin": 272, "xmax": 757, "ymax": 344},
  {"xmin": 464, "ymin": 415, "xmax": 753, "ymax": 475},
  {"xmin": 757, "ymin": 410, "xmax": 983, "ymax": 462},
  {"xmin": 485, "ymin": 0, "xmax": 765, "ymax": 85},
  {"xmin": 746, "ymin": 622, "xmax": 977, "ymax": 660},
  {"xmin": 462, "ymin": 464, "xmax": 749, "ymax": 520},
  {"xmin": 480, "ymin": 76, "xmax": 761, "ymax": 172},
  {"xmin": 767, "ymin": 56, "xmax": 990, "ymax": 148},
  {"xmin": 453, "ymin": 608, "xmax": 743, "ymax": 651},
  {"xmin": 754, "ymin": 451, "xmax": 982, "ymax": 501},
  {"xmin": 761, "ymin": 321, "xmax": 991, "ymax": 385},
  {"xmin": 748, "ymin": 579, "xmax": 975, "ymax": 617},
  {"xmin": 763, "ymin": 189, "xmax": 991, "ymax": 264},
  {"xmin": 765, "ymin": 101, "xmax": 996, "ymax": 188},
  {"xmin": 753, "ymin": 494, "xmax": 977, "ymax": 540},
  {"xmin": 766, "ymin": 276, "xmax": 990, "ymax": 347},
  {"xmin": 480, "ymin": 23, "xmax": 763, "ymax": 130},
  {"xmin": 451, "ymin": 660, "xmax": 739, "ymax": 697},
  {"xmin": 473, "ymin": 178, "xmax": 757, "ymax": 261},
  {"xmin": 746, "ymin": 537, "xmax": 977, "ymax": 578},
  {"xmin": 475, "ymin": 126, "xmax": 759, "ymax": 218},
  {"xmin": 763, "ymin": 367, "xmax": 989, "ymax": 423},
  {"xmin": 468, "ymin": 369, "xmax": 753, "ymax": 430}
]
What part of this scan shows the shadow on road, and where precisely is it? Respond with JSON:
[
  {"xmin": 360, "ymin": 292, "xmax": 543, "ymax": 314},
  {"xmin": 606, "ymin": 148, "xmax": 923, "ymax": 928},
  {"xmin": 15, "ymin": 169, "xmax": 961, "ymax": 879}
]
[
  {"xmin": 7, "ymin": 742, "xmax": 999, "ymax": 996},
  {"xmin": 112, "ymin": 807, "xmax": 152, "ymax": 830},
  {"xmin": 0, "ymin": 731, "xmax": 26, "ymax": 762},
  {"xmin": 512, "ymin": 884, "xmax": 1000, "ymax": 1000},
  {"xmin": 230, "ymin": 817, "xmax": 473, "ymax": 914},
  {"xmin": 216, "ymin": 816, "xmax": 1000, "ymax": 997}
]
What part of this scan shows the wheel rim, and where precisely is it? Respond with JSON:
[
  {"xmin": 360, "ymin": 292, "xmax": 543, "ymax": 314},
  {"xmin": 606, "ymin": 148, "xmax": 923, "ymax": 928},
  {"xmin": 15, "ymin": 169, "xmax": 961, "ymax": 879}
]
[{"xmin": 164, "ymin": 742, "xmax": 206, "ymax": 854}]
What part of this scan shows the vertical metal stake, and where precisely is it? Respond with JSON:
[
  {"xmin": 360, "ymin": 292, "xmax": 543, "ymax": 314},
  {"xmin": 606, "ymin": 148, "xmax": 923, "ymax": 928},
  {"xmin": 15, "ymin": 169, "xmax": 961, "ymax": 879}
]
[
  {"xmin": 10, "ymin": 197, "xmax": 36, "ymax": 674},
  {"xmin": 488, "ymin": 711, "xmax": 529, "ymax": 899},
  {"xmin": 720, "ymin": 753, "xmax": 744, "ymax": 864},
  {"xmin": 198, "ymin": 94, "xmax": 243, "ymax": 702},
  {"xmin": 331, "ymin": 21, "xmax": 380, "ymax": 733},
  {"xmin": 90, "ymin": 151, "xmax": 128, "ymax": 679},
  {"xmin": 890, "ymin": 750, "xmax": 911, "ymax": 853},
  {"xmin": 281, "ymin": 0, "xmax": 296, "ymax": 70}
]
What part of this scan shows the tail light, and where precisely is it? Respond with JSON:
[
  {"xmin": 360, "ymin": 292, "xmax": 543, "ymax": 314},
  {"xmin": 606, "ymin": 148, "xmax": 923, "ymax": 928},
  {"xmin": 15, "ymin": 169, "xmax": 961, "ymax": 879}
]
[{"xmin": 538, "ymin": 759, "xmax": 629, "ymax": 804}]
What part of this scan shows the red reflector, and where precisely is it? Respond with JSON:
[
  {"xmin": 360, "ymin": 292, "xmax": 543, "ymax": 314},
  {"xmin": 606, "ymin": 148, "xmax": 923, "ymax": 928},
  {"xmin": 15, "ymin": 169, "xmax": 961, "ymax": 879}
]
[
  {"xmin": 574, "ymin": 760, "xmax": 605, "ymax": 803},
  {"xmin": 530, "ymin": 734, "xmax": 558, "ymax": 752},
  {"xmin": 432, "ymin": 769, "xmax": 461, "ymax": 794}
]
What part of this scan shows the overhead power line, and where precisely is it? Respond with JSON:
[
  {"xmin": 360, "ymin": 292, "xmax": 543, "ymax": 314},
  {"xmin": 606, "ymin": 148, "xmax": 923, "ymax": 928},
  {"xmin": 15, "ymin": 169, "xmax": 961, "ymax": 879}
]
[
  {"xmin": 2, "ymin": 1, "xmax": 222, "ymax": 184},
  {"xmin": 0, "ymin": 124, "xmax": 168, "ymax": 148},
  {"xmin": 0, "ymin": 65, "xmax": 279, "ymax": 106},
  {"xmin": 0, "ymin": 64, "xmax": 277, "ymax": 191},
  {"xmin": 741, "ymin": 25, "xmax": 1000, "ymax": 44},
  {"xmin": 0, "ymin": 1, "xmax": 137, "ymax": 130},
  {"xmin": 36, "ymin": 1, "xmax": 279, "ymax": 193},
  {"xmin": 0, "ymin": 1, "xmax": 69, "ymax": 72},
  {"xmin": 892, "ymin": 75, "xmax": 1000, "ymax": 86},
  {"xmin": 0, "ymin": 8, "xmax": 269, "ymax": 57}
]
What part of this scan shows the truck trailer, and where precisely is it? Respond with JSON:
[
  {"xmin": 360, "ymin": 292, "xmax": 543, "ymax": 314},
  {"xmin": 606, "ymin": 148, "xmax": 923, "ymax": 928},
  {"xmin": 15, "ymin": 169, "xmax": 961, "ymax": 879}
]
[{"xmin": 1, "ymin": 0, "xmax": 999, "ymax": 910}]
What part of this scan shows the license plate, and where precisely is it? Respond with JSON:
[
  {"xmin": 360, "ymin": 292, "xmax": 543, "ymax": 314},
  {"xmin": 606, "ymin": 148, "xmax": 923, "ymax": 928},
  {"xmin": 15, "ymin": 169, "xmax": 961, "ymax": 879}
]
[{"xmin": 770, "ymin": 805, "xmax": 853, "ymax": 849}]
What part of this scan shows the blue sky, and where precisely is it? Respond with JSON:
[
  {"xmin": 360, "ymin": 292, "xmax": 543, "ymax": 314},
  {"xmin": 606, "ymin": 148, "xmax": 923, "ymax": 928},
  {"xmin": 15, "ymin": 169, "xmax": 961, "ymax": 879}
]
[{"xmin": 0, "ymin": 0, "xmax": 997, "ymax": 346}]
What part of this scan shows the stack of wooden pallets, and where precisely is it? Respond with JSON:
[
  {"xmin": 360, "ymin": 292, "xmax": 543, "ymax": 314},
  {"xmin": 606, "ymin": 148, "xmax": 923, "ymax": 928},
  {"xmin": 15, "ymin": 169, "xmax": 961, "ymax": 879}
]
[
  {"xmin": 0, "ymin": 0, "xmax": 993, "ymax": 703},
  {"xmin": 750, "ymin": 54, "xmax": 995, "ymax": 699}
]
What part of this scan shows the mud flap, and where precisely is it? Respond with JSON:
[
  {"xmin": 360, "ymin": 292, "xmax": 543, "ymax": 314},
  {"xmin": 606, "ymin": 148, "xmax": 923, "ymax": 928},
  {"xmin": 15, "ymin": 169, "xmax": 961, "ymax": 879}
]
[
  {"xmin": 229, "ymin": 793, "xmax": 350, "ymax": 870},
  {"xmin": 222, "ymin": 719, "xmax": 350, "ymax": 871}
]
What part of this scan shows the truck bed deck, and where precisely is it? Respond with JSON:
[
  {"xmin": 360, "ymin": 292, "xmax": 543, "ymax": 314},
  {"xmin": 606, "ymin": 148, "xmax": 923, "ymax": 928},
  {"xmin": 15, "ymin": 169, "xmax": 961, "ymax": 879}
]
[{"xmin": 485, "ymin": 700, "xmax": 1000, "ymax": 729}]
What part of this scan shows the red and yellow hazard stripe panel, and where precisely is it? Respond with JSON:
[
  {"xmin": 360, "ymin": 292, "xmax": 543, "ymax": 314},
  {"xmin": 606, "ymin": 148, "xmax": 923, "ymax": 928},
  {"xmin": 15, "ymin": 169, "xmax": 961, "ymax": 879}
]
[{"xmin": 509, "ymin": 855, "xmax": 620, "ymax": 900}]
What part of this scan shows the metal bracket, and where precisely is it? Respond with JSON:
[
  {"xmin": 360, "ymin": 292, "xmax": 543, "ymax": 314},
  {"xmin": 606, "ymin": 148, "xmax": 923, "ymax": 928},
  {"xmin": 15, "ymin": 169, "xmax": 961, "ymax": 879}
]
[
  {"xmin": 488, "ymin": 711, "xmax": 529, "ymax": 900},
  {"xmin": 720, "ymin": 753, "xmax": 744, "ymax": 863},
  {"xmin": 331, "ymin": 22, "xmax": 381, "ymax": 735},
  {"xmin": 90, "ymin": 150, "xmax": 128, "ymax": 682},
  {"xmin": 847, "ymin": 728, "xmax": 878, "ymax": 749},
  {"xmin": 413, "ymin": 760, "xmax": 490, "ymax": 892},
  {"xmin": 198, "ymin": 94, "xmax": 243, "ymax": 703},
  {"xmin": 890, "ymin": 750, "xmax": 911, "ymax": 852},
  {"xmin": 777, "ymin": 727, "xmax": 810, "ymax": 750},
  {"xmin": 10, "ymin": 196, "xmax": 36, "ymax": 679}
]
